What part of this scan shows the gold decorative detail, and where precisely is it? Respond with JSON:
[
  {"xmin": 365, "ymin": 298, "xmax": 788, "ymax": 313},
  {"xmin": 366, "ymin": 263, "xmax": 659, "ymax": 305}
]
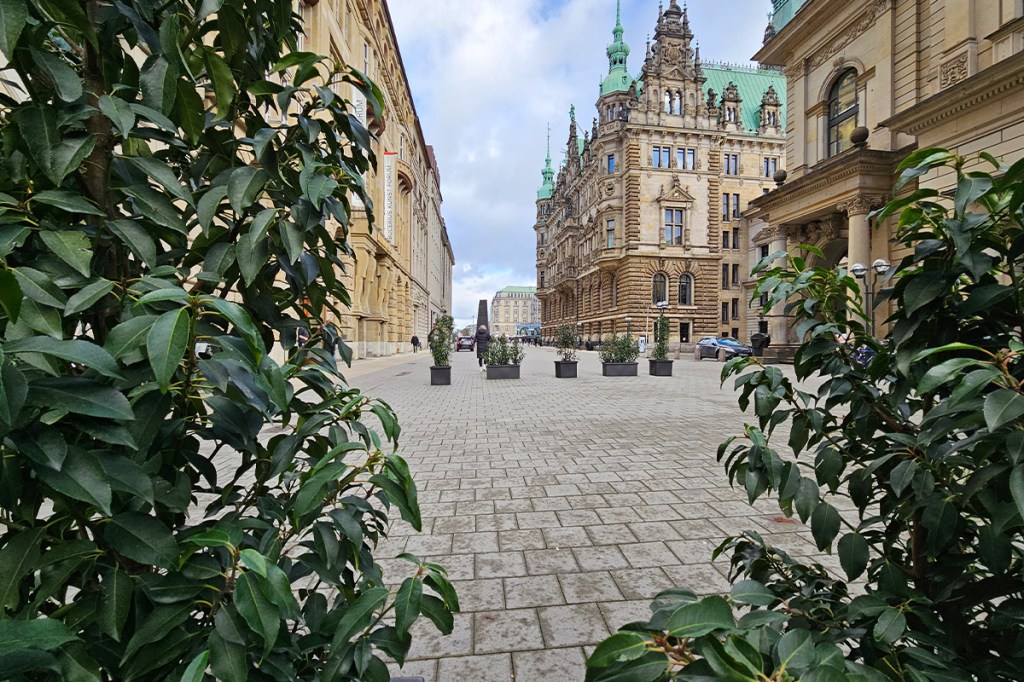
[{"xmin": 939, "ymin": 52, "xmax": 970, "ymax": 89}]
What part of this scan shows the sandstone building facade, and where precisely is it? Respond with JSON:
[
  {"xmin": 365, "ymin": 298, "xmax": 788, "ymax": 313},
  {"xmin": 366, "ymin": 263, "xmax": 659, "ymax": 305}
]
[
  {"xmin": 300, "ymin": 0, "xmax": 454, "ymax": 358},
  {"xmin": 746, "ymin": 0, "xmax": 1024, "ymax": 351},
  {"xmin": 490, "ymin": 286, "xmax": 541, "ymax": 339},
  {"xmin": 535, "ymin": 1, "xmax": 785, "ymax": 348}
]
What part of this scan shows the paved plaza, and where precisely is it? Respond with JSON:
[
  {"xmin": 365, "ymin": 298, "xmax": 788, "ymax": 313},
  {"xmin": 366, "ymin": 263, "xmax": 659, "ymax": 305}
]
[{"xmin": 345, "ymin": 347, "xmax": 823, "ymax": 681}]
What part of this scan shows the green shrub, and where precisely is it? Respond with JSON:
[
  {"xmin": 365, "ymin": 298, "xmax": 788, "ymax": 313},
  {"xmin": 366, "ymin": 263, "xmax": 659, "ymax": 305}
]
[
  {"xmin": 555, "ymin": 324, "xmax": 579, "ymax": 362},
  {"xmin": 483, "ymin": 335, "xmax": 525, "ymax": 366},
  {"xmin": 0, "ymin": 1, "xmax": 457, "ymax": 678},
  {"xmin": 598, "ymin": 334, "xmax": 639, "ymax": 363},
  {"xmin": 652, "ymin": 314, "xmax": 670, "ymax": 361},
  {"xmin": 586, "ymin": 150, "xmax": 1024, "ymax": 680},
  {"xmin": 429, "ymin": 315, "xmax": 455, "ymax": 367}
]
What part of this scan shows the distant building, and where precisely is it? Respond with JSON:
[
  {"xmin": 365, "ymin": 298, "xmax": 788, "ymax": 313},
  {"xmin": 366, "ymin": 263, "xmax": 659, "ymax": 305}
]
[
  {"xmin": 748, "ymin": 0, "xmax": 1024, "ymax": 358},
  {"xmin": 535, "ymin": 1, "xmax": 785, "ymax": 348},
  {"xmin": 490, "ymin": 286, "xmax": 541, "ymax": 339}
]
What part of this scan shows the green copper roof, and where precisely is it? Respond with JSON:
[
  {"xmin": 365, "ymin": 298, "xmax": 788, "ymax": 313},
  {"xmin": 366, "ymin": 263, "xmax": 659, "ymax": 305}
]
[
  {"xmin": 702, "ymin": 64, "xmax": 786, "ymax": 132},
  {"xmin": 498, "ymin": 286, "xmax": 538, "ymax": 294},
  {"xmin": 771, "ymin": 0, "xmax": 808, "ymax": 32},
  {"xmin": 600, "ymin": 0, "xmax": 632, "ymax": 96},
  {"xmin": 537, "ymin": 125, "xmax": 554, "ymax": 200}
]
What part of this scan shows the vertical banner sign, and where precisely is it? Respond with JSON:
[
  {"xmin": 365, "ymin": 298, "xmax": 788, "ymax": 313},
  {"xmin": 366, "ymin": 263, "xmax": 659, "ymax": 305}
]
[
  {"xmin": 383, "ymin": 152, "xmax": 396, "ymax": 244},
  {"xmin": 351, "ymin": 89, "xmax": 368, "ymax": 208}
]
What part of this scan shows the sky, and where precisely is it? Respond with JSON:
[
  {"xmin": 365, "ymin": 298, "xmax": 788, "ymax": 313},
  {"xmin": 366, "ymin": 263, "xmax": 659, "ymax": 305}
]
[{"xmin": 389, "ymin": 0, "xmax": 775, "ymax": 329}]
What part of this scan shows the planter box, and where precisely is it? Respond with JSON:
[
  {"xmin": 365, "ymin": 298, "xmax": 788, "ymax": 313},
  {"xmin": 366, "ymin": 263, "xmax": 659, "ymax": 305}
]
[
  {"xmin": 486, "ymin": 364, "xmax": 521, "ymax": 380},
  {"xmin": 554, "ymin": 361, "xmax": 578, "ymax": 378},
  {"xmin": 430, "ymin": 366, "xmax": 451, "ymax": 385},
  {"xmin": 602, "ymin": 362, "xmax": 638, "ymax": 377},
  {"xmin": 649, "ymin": 359, "xmax": 674, "ymax": 376}
]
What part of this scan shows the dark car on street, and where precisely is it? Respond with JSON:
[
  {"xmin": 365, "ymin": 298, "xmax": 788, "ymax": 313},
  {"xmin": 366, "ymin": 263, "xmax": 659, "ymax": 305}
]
[
  {"xmin": 695, "ymin": 336, "xmax": 753, "ymax": 360},
  {"xmin": 456, "ymin": 336, "xmax": 475, "ymax": 351}
]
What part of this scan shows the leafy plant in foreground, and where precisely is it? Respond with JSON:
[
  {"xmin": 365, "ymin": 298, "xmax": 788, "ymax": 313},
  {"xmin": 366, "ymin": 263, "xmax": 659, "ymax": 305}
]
[
  {"xmin": 428, "ymin": 314, "xmax": 454, "ymax": 367},
  {"xmin": 483, "ymin": 334, "xmax": 525, "ymax": 366},
  {"xmin": 0, "ymin": 0, "xmax": 457, "ymax": 679},
  {"xmin": 652, "ymin": 313, "xmax": 669, "ymax": 361},
  {"xmin": 586, "ymin": 151, "xmax": 1024, "ymax": 681},
  {"xmin": 599, "ymin": 333, "xmax": 639, "ymax": 364},
  {"xmin": 555, "ymin": 324, "xmax": 579, "ymax": 362}
]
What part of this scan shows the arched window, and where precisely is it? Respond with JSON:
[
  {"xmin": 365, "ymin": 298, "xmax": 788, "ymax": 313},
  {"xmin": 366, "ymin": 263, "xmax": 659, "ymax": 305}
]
[
  {"xmin": 678, "ymin": 274, "xmax": 693, "ymax": 305},
  {"xmin": 672, "ymin": 92, "xmax": 681, "ymax": 115},
  {"xmin": 828, "ymin": 69, "xmax": 859, "ymax": 157},
  {"xmin": 652, "ymin": 273, "xmax": 667, "ymax": 305},
  {"xmin": 664, "ymin": 90, "xmax": 671, "ymax": 113}
]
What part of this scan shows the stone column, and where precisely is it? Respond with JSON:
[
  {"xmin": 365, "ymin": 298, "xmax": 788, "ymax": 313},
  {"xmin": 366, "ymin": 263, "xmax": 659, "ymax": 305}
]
[{"xmin": 838, "ymin": 195, "xmax": 875, "ymax": 272}]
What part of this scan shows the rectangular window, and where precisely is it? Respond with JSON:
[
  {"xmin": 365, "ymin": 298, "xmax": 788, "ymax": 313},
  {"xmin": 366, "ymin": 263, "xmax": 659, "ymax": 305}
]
[
  {"xmin": 540, "ymin": 272, "xmax": 545, "ymax": 287},
  {"xmin": 722, "ymin": 193, "xmax": 729, "ymax": 221},
  {"xmin": 606, "ymin": 219, "xmax": 615, "ymax": 248},
  {"xmin": 722, "ymin": 303, "xmax": 729, "ymax": 323},
  {"xmin": 732, "ymin": 264, "xmax": 740, "ymax": 285},
  {"xmin": 722, "ymin": 231, "xmax": 730, "ymax": 249},
  {"xmin": 608, "ymin": 154, "xmax": 616, "ymax": 173},
  {"xmin": 759, "ymin": 244, "xmax": 769, "ymax": 259},
  {"xmin": 679, "ymin": 322, "xmax": 690, "ymax": 343},
  {"xmin": 733, "ymin": 194, "xmax": 741, "ymax": 218},
  {"xmin": 663, "ymin": 209, "xmax": 685, "ymax": 245},
  {"xmin": 676, "ymin": 147, "xmax": 696, "ymax": 170},
  {"xmin": 724, "ymin": 153, "xmax": 739, "ymax": 175},
  {"xmin": 652, "ymin": 147, "xmax": 660, "ymax": 167},
  {"xmin": 763, "ymin": 157, "xmax": 778, "ymax": 177},
  {"xmin": 732, "ymin": 327, "xmax": 740, "ymax": 339},
  {"xmin": 363, "ymin": 41, "xmax": 371, "ymax": 75},
  {"xmin": 731, "ymin": 298, "xmax": 739, "ymax": 319},
  {"xmin": 722, "ymin": 264, "xmax": 729, "ymax": 289},
  {"xmin": 732, "ymin": 227, "xmax": 740, "ymax": 249},
  {"xmin": 652, "ymin": 146, "xmax": 670, "ymax": 168}
]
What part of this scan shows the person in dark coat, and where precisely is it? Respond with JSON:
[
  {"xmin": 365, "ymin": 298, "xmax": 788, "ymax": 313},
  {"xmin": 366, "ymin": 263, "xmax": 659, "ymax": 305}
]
[
  {"xmin": 474, "ymin": 325, "xmax": 491, "ymax": 369},
  {"xmin": 411, "ymin": 334, "xmax": 421, "ymax": 352}
]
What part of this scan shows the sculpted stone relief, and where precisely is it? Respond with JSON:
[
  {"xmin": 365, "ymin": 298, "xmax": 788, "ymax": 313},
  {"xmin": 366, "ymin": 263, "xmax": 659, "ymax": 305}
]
[
  {"xmin": 809, "ymin": 0, "xmax": 891, "ymax": 68},
  {"xmin": 939, "ymin": 52, "xmax": 970, "ymax": 89}
]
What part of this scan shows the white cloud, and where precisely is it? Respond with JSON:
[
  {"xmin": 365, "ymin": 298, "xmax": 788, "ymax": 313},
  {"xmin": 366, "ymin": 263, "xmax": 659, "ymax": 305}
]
[{"xmin": 389, "ymin": 0, "xmax": 774, "ymax": 325}]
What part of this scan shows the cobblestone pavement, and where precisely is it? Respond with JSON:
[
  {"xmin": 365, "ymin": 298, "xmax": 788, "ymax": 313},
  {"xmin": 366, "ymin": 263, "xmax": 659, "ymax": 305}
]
[{"xmin": 346, "ymin": 347, "xmax": 824, "ymax": 682}]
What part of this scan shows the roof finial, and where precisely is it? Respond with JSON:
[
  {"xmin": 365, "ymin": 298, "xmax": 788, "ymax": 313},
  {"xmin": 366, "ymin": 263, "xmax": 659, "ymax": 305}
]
[{"xmin": 546, "ymin": 123, "xmax": 551, "ymax": 160}]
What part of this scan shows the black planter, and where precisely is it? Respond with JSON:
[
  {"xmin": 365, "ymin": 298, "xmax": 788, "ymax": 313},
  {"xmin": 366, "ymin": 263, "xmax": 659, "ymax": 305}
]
[
  {"xmin": 486, "ymin": 364, "xmax": 521, "ymax": 380},
  {"xmin": 649, "ymin": 359, "xmax": 674, "ymax": 376},
  {"xmin": 554, "ymin": 361, "xmax": 578, "ymax": 378},
  {"xmin": 430, "ymin": 366, "xmax": 451, "ymax": 385},
  {"xmin": 602, "ymin": 362, "xmax": 638, "ymax": 377}
]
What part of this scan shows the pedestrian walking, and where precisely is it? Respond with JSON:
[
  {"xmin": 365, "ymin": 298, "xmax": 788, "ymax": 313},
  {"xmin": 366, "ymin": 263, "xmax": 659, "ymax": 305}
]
[
  {"xmin": 474, "ymin": 324, "xmax": 491, "ymax": 370},
  {"xmin": 411, "ymin": 334, "xmax": 421, "ymax": 353}
]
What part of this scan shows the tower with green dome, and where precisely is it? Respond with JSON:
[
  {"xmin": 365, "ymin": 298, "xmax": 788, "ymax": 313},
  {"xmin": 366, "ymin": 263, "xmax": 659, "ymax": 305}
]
[
  {"xmin": 601, "ymin": 0, "xmax": 632, "ymax": 96},
  {"xmin": 537, "ymin": 125, "xmax": 554, "ymax": 200}
]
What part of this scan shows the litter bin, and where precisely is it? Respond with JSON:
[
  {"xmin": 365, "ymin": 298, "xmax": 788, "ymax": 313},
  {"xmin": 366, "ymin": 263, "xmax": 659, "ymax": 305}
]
[{"xmin": 750, "ymin": 333, "xmax": 770, "ymax": 357}]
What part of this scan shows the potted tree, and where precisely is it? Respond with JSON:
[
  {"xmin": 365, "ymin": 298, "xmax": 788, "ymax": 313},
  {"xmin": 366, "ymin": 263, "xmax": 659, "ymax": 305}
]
[
  {"xmin": 428, "ymin": 314, "xmax": 454, "ymax": 385},
  {"xmin": 484, "ymin": 334, "xmax": 525, "ymax": 379},
  {"xmin": 599, "ymin": 333, "xmax": 639, "ymax": 376},
  {"xmin": 649, "ymin": 309, "xmax": 673, "ymax": 376},
  {"xmin": 554, "ymin": 324, "xmax": 579, "ymax": 378}
]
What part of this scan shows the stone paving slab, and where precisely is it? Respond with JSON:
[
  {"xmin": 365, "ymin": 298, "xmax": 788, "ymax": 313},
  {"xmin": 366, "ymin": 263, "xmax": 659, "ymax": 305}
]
[{"xmin": 350, "ymin": 346, "xmax": 834, "ymax": 681}]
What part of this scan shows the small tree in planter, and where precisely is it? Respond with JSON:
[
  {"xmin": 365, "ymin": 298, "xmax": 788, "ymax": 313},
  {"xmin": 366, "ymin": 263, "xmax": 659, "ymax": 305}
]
[
  {"xmin": 484, "ymin": 335, "xmax": 525, "ymax": 379},
  {"xmin": 554, "ymin": 324, "xmax": 579, "ymax": 378},
  {"xmin": 428, "ymin": 315, "xmax": 455, "ymax": 385},
  {"xmin": 649, "ymin": 311, "xmax": 673, "ymax": 376},
  {"xmin": 599, "ymin": 333, "xmax": 639, "ymax": 376}
]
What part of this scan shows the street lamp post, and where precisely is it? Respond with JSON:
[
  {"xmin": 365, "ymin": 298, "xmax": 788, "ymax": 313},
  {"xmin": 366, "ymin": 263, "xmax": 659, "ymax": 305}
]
[{"xmin": 850, "ymin": 258, "xmax": 891, "ymax": 336}]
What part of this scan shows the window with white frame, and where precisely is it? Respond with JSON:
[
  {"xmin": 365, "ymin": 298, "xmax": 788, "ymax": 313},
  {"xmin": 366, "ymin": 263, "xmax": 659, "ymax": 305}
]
[{"xmin": 663, "ymin": 208, "xmax": 685, "ymax": 245}]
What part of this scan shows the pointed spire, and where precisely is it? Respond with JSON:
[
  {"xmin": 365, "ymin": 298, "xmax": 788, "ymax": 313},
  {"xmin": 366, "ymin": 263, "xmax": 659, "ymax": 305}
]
[
  {"xmin": 538, "ymin": 124, "xmax": 554, "ymax": 200},
  {"xmin": 601, "ymin": 0, "xmax": 632, "ymax": 96}
]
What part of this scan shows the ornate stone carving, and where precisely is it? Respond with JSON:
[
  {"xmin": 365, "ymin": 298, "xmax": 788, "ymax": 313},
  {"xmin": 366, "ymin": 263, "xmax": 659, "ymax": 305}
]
[
  {"xmin": 753, "ymin": 224, "xmax": 782, "ymax": 244},
  {"xmin": 837, "ymin": 195, "xmax": 885, "ymax": 215},
  {"xmin": 940, "ymin": 52, "xmax": 969, "ymax": 89},
  {"xmin": 810, "ymin": 0, "xmax": 891, "ymax": 68}
]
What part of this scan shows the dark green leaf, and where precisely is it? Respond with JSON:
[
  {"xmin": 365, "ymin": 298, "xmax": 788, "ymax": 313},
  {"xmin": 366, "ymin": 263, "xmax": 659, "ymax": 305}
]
[
  {"xmin": 873, "ymin": 608, "xmax": 906, "ymax": 644},
  {"xmin": 586, "ymin": 651, "xmax": 667, "ymax": 682},
  {"xmin": 121, "ymin": 603, "xmax": 191, "ymax": 662},
  {"xmin": 984, "ymin": 389, "xmax": 1024, "ymax": 431},
  {"xmin": 775, "ymin": 629, "xmax": 814, "ymax": 673},
  {"xmin": 99, "ymin": 95, "xmax": 136, "ymax": 137},
  {"xmin": 35, "ymin": 449, "xmax": 112, "ymax": 515},
  {"xmin": 65, "ymin": 280, "xmax": 114, "ymax": 316},
  {"xmin": 202, "ymin": 48, "xmax": 235, "ymax": 120},
  {"xmin": 587, "ymin": 632, "xmax": 649, "ymax": 668},
  {"xmin": 100, "ymin": 569, "xmax": 132, "ymax": 642},
  {"xmin": 330, "ymin": 586, "xmax": 388, "ymax": 648},
  {"xmin": 729, "ymin": 579, "xmax": 776, "ymax": 606},
  {"xmin": 4, "ymin": 337, "xmax": 122, "ymax": 378},
  {"xmin": 180, "ymin": 651, "xmax": 208, "ymax": 682},
  {"xmin": 127, "ymin": 156, "xmax": 193, "ymax": 206},
  {"xmin": 14, "ymin": 266, "xmax": 66, "ymax": 308},
  {"xmin": 108, "ymin": 219, "xmax": 159, "ymax": 268},
  {"xmin": 104, "ymin": 315, "xmax": 158, "ymax": 359},
  {"xmin": 393, "ymin": 576, "xmax": 422, "ymax": 639},
  {"xmin": 0, "ymin": 269, "xmax": 22, "ymax": 321},
  {"xmin": 0, "ymin": 527, "xmax": 44, "ymax": 609},
  {"xmin": 666, "ymin": 595, "xmax": 734, "ymax": 638},
  {"xmin": 838, "ymin": 532, "xmax": 870, "ymax": 580},
  {"xmin": 34, "ymin": 49, "xmax": 82, "ymax": 102},
  {"xmin": 104, "ymin": 512, "xmax": 179, "ymax": 569},
  {"xmin": 208, "ymin": 630, "xmax": 245, "ymax": 682},
  {"xmin": 1010, "ymin": 466, "xmax": 1024, "ymax": 524},
  {"xmin": 233, "ymin": 572, "xmax": 278, "ymax": 657},
  {"xmin": 227, "ymin": 166, "xmax": 268, "ymax": 214},
  {"xmin": 0, "ymin": 0, "xmax": 28, "ymax": 59},
  {"xmin": 28, "ymin": 379, "xmax": 133, "ymax": 420},
  {"xmin": 31, "ymin": 190, "xmax": 105, "ymax": 216},
  {"xmin": 417, "ymin": 593, "xmax": 453, "ymax": 635},
  {"xmin": 810, "ymin": 503, "xmax": 841, "ymax": 551},
  {"xmin": 146, "ymin": 308, "xmax": 190, "ymax": 392},
  {"xmin": 889, "ymin": 460, "xmax": 918, "ymax": 496},
  {"xmin": 39, "ymin": 230, "xmax": 92, "ymax": 276},
  {"xmin": 0, "ymin": 618, "xmax": 75, "ymax": 656}
]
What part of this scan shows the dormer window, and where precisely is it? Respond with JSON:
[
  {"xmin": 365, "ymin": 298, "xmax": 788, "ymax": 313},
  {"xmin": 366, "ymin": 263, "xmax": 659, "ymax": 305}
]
[{"xmin": 828, "ymin": 69, "xmax": 859, "ymax": 157}]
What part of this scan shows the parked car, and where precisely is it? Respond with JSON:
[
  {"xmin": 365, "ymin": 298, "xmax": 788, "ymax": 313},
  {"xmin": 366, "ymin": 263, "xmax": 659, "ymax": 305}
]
[
  {"xmin": 456, "ymin": 336, "xmax": 475, "ymax": 351},
  {"xmin": 695, "ymin": 336, "xmax": 753, "ymax": 360}
]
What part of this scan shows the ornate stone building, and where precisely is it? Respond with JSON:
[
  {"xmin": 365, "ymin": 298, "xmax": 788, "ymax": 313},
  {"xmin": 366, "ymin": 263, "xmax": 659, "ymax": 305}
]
[
  {"xmin": 535, "ymin": 1, "xmax": 785, "ymax": 348},
  {"xmin": 300, "ymin": 0, "xmax": 454, "ymax": 358},
  {"xmin": 746, "ymin": 0, "xmax": 1024, "ymax": 352},
  {"xmin": 490, "ymin": 287, "xmax": 541, "ymax": 339}
]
